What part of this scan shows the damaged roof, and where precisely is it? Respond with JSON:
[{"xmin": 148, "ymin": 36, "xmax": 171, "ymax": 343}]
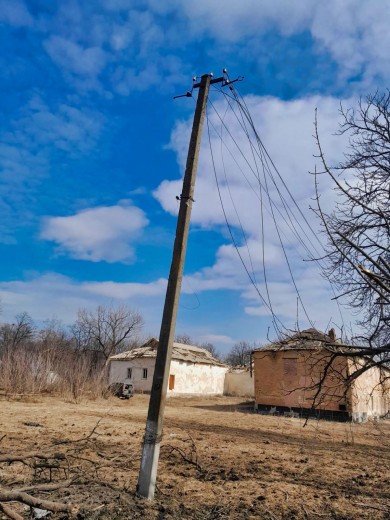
[
  {"xmin": 254, "ymin": 328, "xmax": 344, "ymax": 353},
  {"xmin": 109, "ymin": 338, "xmax": 227, "ymax": 367}
]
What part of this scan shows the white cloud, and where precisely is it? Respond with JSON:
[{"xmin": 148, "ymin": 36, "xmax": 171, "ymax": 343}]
[
  {"xmin": 0, "ymin": 141, "xmax": 48, "ymax": 242},
  {"xmin": 155, "ymin": 94, "xmax": 348, "ymax": 230},
  {"xmin": 29, "ymin": 1, "xmax": 390, "ymax": 95},
  {"xmin": 153, "ymin": 0, "xmax": 312, "ymax": 40},
  {"xmin": 84, "ymin": 279, "xmax": 167, "ymax": 299},
  {"xmin": 0, "ymin": 142, "xmax": 47, "ymax": 187},
  {"xmin": 0, "ymin": 94, "xmax": 105, "ymax": 242},
  {"xmin": 310, "ymin": 1, "xmax": 390, "ymax": 86},
  {"xmin": 41, "ymin": 204, "xmax": 149, "ymax": 263},
  {"xmin": 198, "ymin": 334, "xmax": 234, "ymax": 345},
  {"xmin": 0, "ymin": 274, "xmax": 93, "ymax": 324},
  {"xmin": 43, "ymin": 36, "xmax": 108, "ymax": 76},
  {"xmin": 155, "ymin": 93, "xmax": 354, "ymax": 331},
  {"xmin": 147, "ymin": 0, "xmax": 390, "ymax": 88},
  {"xmin": 16, "ymin": 96, "xmax": 104, "ymax": 153},
  {"xmin": 0, "ymin": 273, "xmax": 237, "ymax": 352},
  {"xmin": 0, "ymin": 0, "xmax": 33, "ymax": 27},
  {"xmin": 0, "ymin": 268, "xmax": 350, "ymax": 353},
  {"xmin": 39, "ymin": 6, "xmax": 188, "ymax": 93},
  {"xmin": 0, "ymin": 273, "xmax": 164, "ymax": 327},
  {"xmin": 110, "ymin": 23, "xmax": 134, "ymax": 51}
]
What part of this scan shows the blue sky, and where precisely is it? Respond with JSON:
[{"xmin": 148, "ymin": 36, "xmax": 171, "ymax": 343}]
[{"xmin": 1, "ymin": 0, "xmax": 390, "ymax": 354}]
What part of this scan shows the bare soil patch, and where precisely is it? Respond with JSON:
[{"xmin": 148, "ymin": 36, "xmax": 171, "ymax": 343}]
[{"xmin": 0, "ymin": 395, "xmax": 389, "ymax": 519}]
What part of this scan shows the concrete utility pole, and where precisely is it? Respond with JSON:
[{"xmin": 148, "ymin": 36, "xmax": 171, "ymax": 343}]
[{"xmin": 136, "ymin": 73, "xmax": 213, "ymax": 500}]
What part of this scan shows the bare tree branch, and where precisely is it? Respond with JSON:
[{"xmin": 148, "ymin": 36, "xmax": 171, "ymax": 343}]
[
  {"xmin": 0, "ymin": 487, "xmax": 78, "ymax": 515},
  {"xmin": 314, "ymin": 91, "xmax": 390, "ymax": 367},
  {"xmin": 72, "ymin": 305, "xmax": 144, "ymax": 361},
  {"xmin": 0, "ymin": 502, "xmax": 23, "ymax": 520}
]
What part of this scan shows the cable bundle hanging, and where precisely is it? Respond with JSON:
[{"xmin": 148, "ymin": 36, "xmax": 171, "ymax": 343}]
[{"xmin": 203, "ymin": 79, "xmax": 345, "ymax": 336}]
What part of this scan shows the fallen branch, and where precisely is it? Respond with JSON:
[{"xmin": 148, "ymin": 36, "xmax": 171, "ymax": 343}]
[
  {"xmin": 51, "ymin": 418, "xmax": 103, "ymax": 446},
  {"xmin": 0, "ymin": 487, "xmax": 78, "ymax": 516},
  {"xmin": 162, "ymin": 444, "xmax": 203, "ymax": 473},
  {"xmin": 0, "ymin": 417, "xmax": 108, "ymax": 518},
  {"xmin": 0, "ymin": 502, "xmax": 23, "ymax": 520},
  {"xmin": 18, "ymin": 478, "xmax": 77, "ymax": 493},
  {"xmin": 0, "ymin": 451, "xmax": 66, "ymax": 465},
  {"xmin": 161, "ymin": 431, "xmax": 205, "ymax": 476}
]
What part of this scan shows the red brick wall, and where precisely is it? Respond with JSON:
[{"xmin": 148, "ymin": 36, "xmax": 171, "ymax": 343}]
[{"xmin": 253, "ymin": 350, "xmax": 348, "ymax": 411}]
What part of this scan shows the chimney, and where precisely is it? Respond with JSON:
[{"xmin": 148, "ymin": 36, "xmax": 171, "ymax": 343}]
[{"xmin": 328, "ymin": 328, "xmax": 336, "ymax": 342}]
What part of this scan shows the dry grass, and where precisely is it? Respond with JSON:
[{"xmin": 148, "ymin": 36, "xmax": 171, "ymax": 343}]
[
  {"xmin": 0, "ymin": 394, "xmax": 389, "ymax": 519},
  {"xmin": 0, "ymin": 349, "xmax": 109, "ymax": 402}
]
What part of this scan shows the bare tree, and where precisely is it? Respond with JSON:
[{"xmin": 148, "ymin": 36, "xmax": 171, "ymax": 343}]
[
  {"xmin": 314, "ymin": 91, "xmax": 390, "ymax": 365},
  {"xmin": 175, "ymin": 334, "xmax": 193, "ymax": 345},
  {"xmin": 0, "ymin": 312, "xmax": 35, "ymax": 355},
  {"xmin": 72, "ymin": 305, "xmax": 144, "ymax": 362},
  {"xmin": 200, "ymin": 342, "xmax": 221, "ymax": 360},
  {"xmin": 225, "ymin": 341, "xmax": 253, "ymax": 366},
  {"xmin": 37, "ymin": 318, "xmax": 71, "ymax": 351}
]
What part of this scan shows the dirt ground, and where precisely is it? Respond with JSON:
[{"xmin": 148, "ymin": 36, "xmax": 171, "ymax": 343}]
[{"xmin": 0, "ymin": 394, "xmax": 389, "ymax": 520}]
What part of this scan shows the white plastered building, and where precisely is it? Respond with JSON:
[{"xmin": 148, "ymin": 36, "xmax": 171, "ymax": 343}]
[{"xmin": 109, "ymin": 338, "xmax": 229, "ymax": 396}]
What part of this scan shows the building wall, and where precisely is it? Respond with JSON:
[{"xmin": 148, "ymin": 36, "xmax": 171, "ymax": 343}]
[
  {"xmin": 348, "ymin": 360, "xmax": 390, "ymax": 419},
  {"xmin": 253, "ymin": 350, "xmax": 348, "ymax": 412},
  {"xmin": 168, "ymin": 360, "xmax": 227, "ymax": 395},
  {"xmin": 109, "ymin": 358, "xmax": 155, "ymax": 393},
  {"xmin": 109, "ymin": 358, "xmax": 228, "ymax": 395},
  {"xmin": 224, "ymin": 369, "xmax": 254, "ymax": 397}
]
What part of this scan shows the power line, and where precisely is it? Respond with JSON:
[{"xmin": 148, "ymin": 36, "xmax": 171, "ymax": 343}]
[
  {"xmin": 217, "ymin": 86, "xmax": 325, "ymax": 260},
  {"xmin": 206, "ymin": 109, "xmax": 283, "ymax": 333},
  {"xmin": 205, "ymin": 84, "xmax": 346, "ymax": 332}
]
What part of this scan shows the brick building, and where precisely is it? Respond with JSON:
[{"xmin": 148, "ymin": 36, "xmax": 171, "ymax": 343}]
[{"xmin": 253, "ymin": 329, "xmax": 389, "ymax": 421}]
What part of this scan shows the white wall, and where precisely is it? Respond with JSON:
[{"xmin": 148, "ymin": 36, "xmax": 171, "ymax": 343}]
[
  {"xmin": 224, "ymin": 369, "xmax": 254, "ymax": 397},
  {"xmin": 109, "ymin": 358, "xmax": 156, "ymax": 393},
  {"xmin": 109, "ymin": 358, "xmax": 228, "ymax": 395},
  {"xmin": 168, "ymin": 360, "xmax": 228, "ymax": 395},
  {"xmin": 349, "ymin": 362, "xmax": 389, "ymax": 419}
]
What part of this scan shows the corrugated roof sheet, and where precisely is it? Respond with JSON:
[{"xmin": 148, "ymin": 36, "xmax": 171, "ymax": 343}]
[{"xmin": 110, "ymin": 338, "xmax": 227, "ymax": 367}]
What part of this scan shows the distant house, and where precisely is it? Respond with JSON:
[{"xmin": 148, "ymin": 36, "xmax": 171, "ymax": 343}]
[
  {"xmin": 253, "ymin": 329, "xmax": 390, "ymax": 421},
  {"xmin": 109, "ymin": 338, "xmax": 228, "ymax": 396}
]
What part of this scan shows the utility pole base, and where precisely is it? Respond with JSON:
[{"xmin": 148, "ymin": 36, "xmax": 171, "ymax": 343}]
[{"xmin": 137, "ymin": 421, "xmax": 161, "ymax": 500}]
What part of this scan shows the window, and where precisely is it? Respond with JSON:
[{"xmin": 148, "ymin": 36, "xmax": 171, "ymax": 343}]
[
  {"xmin": 142, "ymin": 368, "xmax": 148, "ymax": 379},
  {"xmin": 169, "ymin": 374, "xmax": 175, "ymax": 390},
  {"xmin": 127, "ymin": 368, "xmax": 132, "ymax": 379},
  {"xmin": 283, "ymin": 358, "xmax": 298, "ymax": 377}
]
